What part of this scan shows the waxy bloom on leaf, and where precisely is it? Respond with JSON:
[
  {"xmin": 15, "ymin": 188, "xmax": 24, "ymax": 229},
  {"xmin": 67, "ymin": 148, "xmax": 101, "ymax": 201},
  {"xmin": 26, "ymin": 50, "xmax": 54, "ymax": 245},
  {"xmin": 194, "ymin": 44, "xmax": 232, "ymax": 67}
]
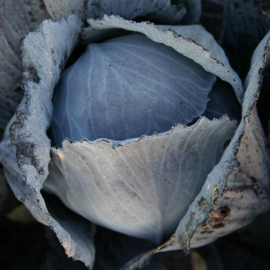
[{"xmin": 0, "ymin": 1, "xmax": 269, "ymax": 269}]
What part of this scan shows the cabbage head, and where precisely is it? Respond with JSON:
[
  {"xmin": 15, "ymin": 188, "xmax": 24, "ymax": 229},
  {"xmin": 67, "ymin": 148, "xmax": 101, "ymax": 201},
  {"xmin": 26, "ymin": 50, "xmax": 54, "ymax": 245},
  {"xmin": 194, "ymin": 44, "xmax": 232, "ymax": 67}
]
[{"xmin": 0, "ymin": 1, "xmax": 269, "ymax": 269}]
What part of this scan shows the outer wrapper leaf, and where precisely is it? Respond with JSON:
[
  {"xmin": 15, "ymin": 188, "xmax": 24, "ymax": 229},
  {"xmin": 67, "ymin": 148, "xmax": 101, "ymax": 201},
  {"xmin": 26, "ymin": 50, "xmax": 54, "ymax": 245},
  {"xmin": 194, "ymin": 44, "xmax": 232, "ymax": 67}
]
[
  {"xmin": 44, "ymin": 0, "xmax": 186, "ymax": 24},
  {"xmin": 0, "ymin": 16, "xmax": 96, "ymax": 269},
  {"xmin": 83, "ymin": 15, "xmax": 243, "ymax": 102},
  {"xmin": 0, "ymin": 0, "xmax": 48, "ymax": 131},
  {"xmin": 199, "ymin": 209, "xmax": 270, "ymax": 269},
  {"xmin": 220, "ymin": 0, "xmax": 270, "ymax": 79},
  {"xmin": 122, "ymin": 31, "xmax": 270, "ymax": 270},
  {"xmin": 44, "ymin": 116, "xmax": 237, "ymax": 244}
]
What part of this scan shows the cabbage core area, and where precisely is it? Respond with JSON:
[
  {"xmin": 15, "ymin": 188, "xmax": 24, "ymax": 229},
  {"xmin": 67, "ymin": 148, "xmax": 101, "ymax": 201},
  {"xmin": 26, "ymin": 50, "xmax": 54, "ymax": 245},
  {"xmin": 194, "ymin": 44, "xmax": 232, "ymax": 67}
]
[{"xmin": 52, "ymin": 33, "xmax": 216, "ymax": 145}]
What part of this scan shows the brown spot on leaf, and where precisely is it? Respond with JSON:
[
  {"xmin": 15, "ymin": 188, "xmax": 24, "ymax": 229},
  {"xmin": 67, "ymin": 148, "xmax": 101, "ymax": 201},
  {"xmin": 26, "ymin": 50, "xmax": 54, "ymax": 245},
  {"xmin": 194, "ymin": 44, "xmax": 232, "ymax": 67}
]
[
  {"xmin": 27, "ymin": 65, "xmax": 40, "ymax": 83},
  {"xmin": 211, "ymin": 206, "xmax": 230, "ymax": 219},
  {"xmin": 198, "ymin": 197, "xmax": 206, "ymax": 206},
  {"xmin": 200, "ymin": 230, "xmax": 214, "ymax": 234},
  {"xmin": 212, "ymin": 223, "xmax": 225, "ymax": 229}
]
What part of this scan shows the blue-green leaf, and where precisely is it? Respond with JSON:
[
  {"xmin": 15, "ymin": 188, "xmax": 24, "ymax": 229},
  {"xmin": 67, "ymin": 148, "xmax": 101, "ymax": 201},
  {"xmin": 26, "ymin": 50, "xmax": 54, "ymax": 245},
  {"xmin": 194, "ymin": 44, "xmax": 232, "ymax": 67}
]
[
  {"xmin": 83, "ymin": 15, "xmax": 243, "ymax": 102},
  {"xmin": 45, "ymin": 116, "xmax": 237, "ymax": 244},
  {"xmin": 0, "ymin": 15, "xmax": 96, "ymax": 269},
  {"xmin": 52, "ymin": 33, "xmax": 216, "ymax": 144}
]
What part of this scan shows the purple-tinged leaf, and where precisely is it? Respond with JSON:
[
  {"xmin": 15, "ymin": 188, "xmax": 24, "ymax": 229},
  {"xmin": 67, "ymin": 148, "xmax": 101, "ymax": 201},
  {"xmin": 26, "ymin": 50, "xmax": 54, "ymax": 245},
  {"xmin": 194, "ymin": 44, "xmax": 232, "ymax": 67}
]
[
  {"xmin": 52, "ymin": 33, "xmax": 216, "ymax": 144},
  {"xmin": 0, "ymin": 15, "xmax": 96, "ymax": 269},
  {"xmin": 220, "ymin": 0, "xmax": 270, "ymax": 79},
  {"xmin": 0, "ymin": 0, "xmax": 48, "ymax": 127},
  {"xmin": 123, "ymin": 29, "xmax": 270, "ymax": 270},
  {"xmin": 45, "ymin": 116, "xmax": 237, "ymax": 244},
  {"xmin": 44, "ymin": 0, "xmax": 186, "ymax": 24},
  {"xmin": 83, "ymin": 15, "xmax": 243, "ymax": 101}
]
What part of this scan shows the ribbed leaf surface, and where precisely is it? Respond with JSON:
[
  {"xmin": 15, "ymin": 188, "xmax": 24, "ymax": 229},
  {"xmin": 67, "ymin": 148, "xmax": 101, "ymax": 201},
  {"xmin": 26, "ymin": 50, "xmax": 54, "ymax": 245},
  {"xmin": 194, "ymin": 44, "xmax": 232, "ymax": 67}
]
[
  {"xmin": 83, "ymin": 15, "xmax": 243, "ymax": 102},
  {"xmin": 0, "ymin": 15, "xmax": 96, "ymax": 269},
  {"xmin": 45, "ymin": 116, "xmax": 237, "ymax": 244},
  {"xmin": 0, "ymin": 0, "xmax": 48, "ymax": 126},
  {"xmin": 52, "ymin": 34, "xmax": 216, "ymax": 144}
]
